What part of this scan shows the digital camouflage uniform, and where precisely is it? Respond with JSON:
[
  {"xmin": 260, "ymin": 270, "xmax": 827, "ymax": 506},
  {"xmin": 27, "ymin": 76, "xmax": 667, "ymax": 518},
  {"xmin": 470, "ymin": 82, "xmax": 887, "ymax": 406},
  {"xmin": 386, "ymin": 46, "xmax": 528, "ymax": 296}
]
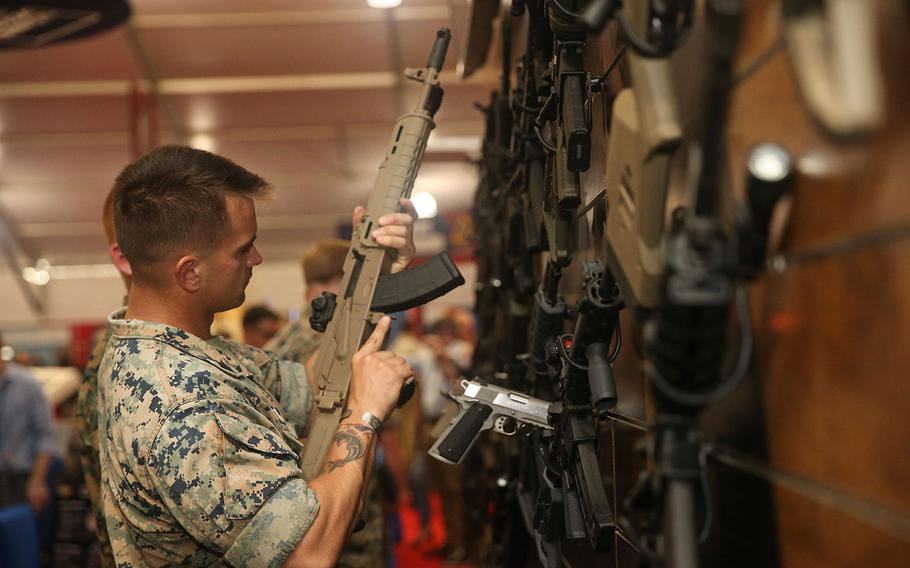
[
  {"xmin": 75, "ymin": 323, "xmax": 116, "ymax": 567},
  {"xmin": 267, "ymin": 312, "xmax": 387, "ymax": 568},
  {"xmin": 98, "ymin": 308, "xmax": 319, "ymax": 567}
]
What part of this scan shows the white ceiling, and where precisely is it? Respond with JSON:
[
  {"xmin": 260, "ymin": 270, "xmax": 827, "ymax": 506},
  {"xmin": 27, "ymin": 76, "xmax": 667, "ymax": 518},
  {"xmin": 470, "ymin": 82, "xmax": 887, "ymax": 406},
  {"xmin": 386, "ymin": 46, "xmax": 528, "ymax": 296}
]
[{"xmin": 0, "ymin": 0, "xmax": 494, "ymax": 272}]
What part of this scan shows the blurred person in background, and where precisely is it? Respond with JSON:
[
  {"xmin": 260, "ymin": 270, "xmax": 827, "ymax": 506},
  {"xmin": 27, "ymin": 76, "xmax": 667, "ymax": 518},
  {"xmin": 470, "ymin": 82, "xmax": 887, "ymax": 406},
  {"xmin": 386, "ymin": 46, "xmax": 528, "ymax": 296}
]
[
  {"xmin": 242, "ymin": 304, "xmax": 282, "ymax": 348},
  {"xmin": 75, "ymin": 188, "xmax": 132, "ymax": 567},
  {"xmin": 266, "ymin": 237, "xmax": 390, "ymax": 568},
  {"xmin": 387, "ymin": 316, "xmax": 446, "ymax": 546},
  {"xmin": 0, "ymin": 332, "xmax": 57, "ymax": 516},
  {"xmin": 266, "ymin": 238, "xmax": 348, "ymax": 364},
  {"xmin": 425, "ymin": 317, "xmax": 472, "ymax": 380},
  {"xmin": 423, "ymin": 317, "xmax": 474, "ymax": 564},
  {"xmin": 13, "ymin": 350, "xmax": 34, "ymax": 366}
]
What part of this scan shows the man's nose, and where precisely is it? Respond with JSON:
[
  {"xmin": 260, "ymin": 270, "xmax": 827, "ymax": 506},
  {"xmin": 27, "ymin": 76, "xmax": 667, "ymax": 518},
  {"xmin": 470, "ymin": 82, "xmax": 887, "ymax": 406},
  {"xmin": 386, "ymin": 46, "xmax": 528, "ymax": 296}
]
[{"xmin": 249, "ymin": 245, "xmax": 263, "ymax": 267}]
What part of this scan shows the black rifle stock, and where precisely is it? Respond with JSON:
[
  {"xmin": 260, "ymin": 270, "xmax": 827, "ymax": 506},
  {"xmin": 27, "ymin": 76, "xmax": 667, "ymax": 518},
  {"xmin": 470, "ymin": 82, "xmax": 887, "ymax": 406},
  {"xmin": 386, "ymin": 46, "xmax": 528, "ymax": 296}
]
[{"xmin": 301, "ymin": 29, "xmax": 464, "ymax": 479}]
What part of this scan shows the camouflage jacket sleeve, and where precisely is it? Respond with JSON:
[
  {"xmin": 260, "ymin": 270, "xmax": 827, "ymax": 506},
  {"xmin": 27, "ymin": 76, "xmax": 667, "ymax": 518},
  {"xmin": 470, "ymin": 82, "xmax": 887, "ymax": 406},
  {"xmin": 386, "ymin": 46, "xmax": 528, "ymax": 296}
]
[
  {"xmin": 258, "ymin": 354, "xmax": 313, "ymax": 432},
  {"xmin": 148, "ymin": 401, "xmax": 320, "ymax": 567}
]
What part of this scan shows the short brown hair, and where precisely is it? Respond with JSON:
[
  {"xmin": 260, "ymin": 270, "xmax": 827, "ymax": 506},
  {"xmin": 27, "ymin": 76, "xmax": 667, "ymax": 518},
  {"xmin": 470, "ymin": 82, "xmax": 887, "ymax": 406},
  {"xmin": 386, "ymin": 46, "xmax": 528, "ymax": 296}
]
[
  {"xmin": 113, "ymin": 145, "xmax": 270, "ymax": 267},
  {"xmin": 303, "ymin": 239, "xmax": 349, "ymax": 286}
]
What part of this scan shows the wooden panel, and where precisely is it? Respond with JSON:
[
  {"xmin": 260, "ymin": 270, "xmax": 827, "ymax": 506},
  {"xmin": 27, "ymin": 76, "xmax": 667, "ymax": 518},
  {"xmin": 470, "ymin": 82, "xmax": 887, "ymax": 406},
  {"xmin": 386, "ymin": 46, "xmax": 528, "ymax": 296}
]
[
  {"xmin": 0, "ymin": 144, "xmax": 131, "ymax": 186},
  {"xmin": 610, "ymin": 313, "xmax": 648, "ymax": 422},
  {"xmin": 760, "ymin": 240, "xmax": 910, "ymax": 508},
  {"xmin": 163, "ymin": 89, "xmax": 399, "ymax": 129},
  {"xmin": 611, "ymin": 419, "xmax": 648, "ymax": 527},
  {"xmin": 133, "ymin": 0, "xmax": 450, "ymax": 15},
  {"xmin": 0, "ymin": 28, "xmax": 139, "ymax": 81},
  {"xmin": 135, "ymin": 22, "xmax": 395, "ymax": 77},
  {"xmin": 0, "ymin": 96, "xmax": 131, "ymax": 134},
  {"xmin": 615, "ymin": 536, "xmax": 641, "ymax": 568},
  {"xmin": 774, "ymin": 484, "xmax": 910, "ymax": 568},
  {"xmin": 727, "ymin": 1, "xmax": 910, "ymax": 247}
]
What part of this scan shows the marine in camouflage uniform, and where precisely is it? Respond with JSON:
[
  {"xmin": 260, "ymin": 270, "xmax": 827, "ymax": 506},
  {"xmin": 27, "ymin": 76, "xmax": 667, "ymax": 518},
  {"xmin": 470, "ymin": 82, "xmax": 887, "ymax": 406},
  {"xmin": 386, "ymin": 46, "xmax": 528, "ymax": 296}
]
[
  {"xmin": 98, "ymin": 308, "xmax": 319, "ymax": 567},
  {"xmin": 266, "ymin": 308, "xmax": 387, "ymax": 568},
  {"xmin": 75, "ymin": 322, "xmax": 116, "ymax": 567}
]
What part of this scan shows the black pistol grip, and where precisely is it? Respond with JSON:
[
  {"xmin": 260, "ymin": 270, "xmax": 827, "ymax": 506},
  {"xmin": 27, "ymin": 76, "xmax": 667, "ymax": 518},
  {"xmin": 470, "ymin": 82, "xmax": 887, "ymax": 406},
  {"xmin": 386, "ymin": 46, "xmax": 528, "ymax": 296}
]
[
  {"xmin": 562, "ymin": 75, "xmax": 590, "ymax": 172},
  {"xmin": 397, "ymin": 377, "xmax": 416, "ymax": 407},
  {"xmin": 436, "ymin": 402, "xmax": 492, "ymax": 464},
  {"xmin": 370, "ymin": 252, "xmax": 465, "ymax": 313},
  {"xmin": 586, "ymin": 342, "xmax": 618, "ymax": 413}
]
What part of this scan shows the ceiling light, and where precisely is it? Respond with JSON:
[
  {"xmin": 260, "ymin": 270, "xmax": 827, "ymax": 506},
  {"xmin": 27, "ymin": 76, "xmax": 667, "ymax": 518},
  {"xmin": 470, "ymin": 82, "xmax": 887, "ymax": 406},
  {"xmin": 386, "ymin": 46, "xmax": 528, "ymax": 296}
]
[
  {"xmin": 411, "ymin": 192, "xmax": 438, "ymax": 218},
  {"xmin": 367, "ymin": 0, "xmax": 402, "ymax": 8},
  {"xmin": 189, "ymin": 133, "xmax": 216, "ymax": 153},
  {"xmin": 22, "ymin": 266, "xmax": 50, "ymax": 286}
]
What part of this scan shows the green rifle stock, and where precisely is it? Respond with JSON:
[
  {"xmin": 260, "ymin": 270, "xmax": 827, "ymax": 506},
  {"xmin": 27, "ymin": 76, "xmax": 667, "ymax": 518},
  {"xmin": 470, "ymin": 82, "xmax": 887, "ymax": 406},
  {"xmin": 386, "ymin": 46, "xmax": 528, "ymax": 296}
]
[{"xmin": 300, "ymin": 29, "xmax": 464, "ymax": 479}]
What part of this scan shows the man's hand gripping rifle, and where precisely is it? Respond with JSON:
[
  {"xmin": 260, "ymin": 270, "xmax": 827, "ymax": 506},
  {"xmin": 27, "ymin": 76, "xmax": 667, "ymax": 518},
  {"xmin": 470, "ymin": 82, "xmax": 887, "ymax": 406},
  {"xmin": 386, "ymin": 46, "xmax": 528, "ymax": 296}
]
[{"xmin": 301, "ymin": 29, "xmax": 465, "ymax": 479}]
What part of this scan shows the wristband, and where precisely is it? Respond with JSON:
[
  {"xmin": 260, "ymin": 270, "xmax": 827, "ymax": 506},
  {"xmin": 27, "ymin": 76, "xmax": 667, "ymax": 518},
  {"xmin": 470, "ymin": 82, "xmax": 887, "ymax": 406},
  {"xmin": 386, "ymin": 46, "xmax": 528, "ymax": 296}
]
[{"xmin": 360, "ymin": 411, "xmax": 384, "ymax": 433}]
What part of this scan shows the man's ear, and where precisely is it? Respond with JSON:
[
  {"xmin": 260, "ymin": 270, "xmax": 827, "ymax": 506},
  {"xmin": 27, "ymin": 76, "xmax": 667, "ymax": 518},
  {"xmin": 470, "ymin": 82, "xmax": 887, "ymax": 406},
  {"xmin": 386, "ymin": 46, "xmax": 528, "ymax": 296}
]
[
  {"xmin": 109, "ymin": 243, "xmax": 132, "ymax": 277},
  {"xmin": 175, "ymin": 256, "xmax": 201, "ymax": 293}
]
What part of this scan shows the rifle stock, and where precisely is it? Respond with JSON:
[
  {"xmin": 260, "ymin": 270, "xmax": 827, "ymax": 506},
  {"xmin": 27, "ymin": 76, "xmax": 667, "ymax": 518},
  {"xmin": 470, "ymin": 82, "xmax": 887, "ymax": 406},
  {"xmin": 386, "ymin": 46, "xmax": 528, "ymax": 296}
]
[{"xmin": 605, "ymin": 53, "xmax": 682, "ymax": 309}]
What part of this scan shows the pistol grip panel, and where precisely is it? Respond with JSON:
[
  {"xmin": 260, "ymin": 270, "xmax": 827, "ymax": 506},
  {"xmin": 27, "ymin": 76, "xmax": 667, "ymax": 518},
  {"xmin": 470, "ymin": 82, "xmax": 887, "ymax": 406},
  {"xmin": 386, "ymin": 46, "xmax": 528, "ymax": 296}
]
[
  {"xmin": 435, "ymin": 402, "xmax": 492, "ymax": 464},
  {"xmin": 370, "ymin": 252, "xmax": 465, "ymax": 313},
  {"xmin": 397, "ymin": 377, "xmax": 416, "ymax": 407}
]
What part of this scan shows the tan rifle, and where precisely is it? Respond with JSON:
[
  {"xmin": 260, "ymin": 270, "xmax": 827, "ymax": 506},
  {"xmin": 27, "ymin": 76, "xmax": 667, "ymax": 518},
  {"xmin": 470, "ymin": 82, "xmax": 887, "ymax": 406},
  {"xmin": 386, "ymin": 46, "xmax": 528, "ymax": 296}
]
[
  {"xmin": 604, "ymin": 14, "xmax": 682, "ymax": 309},
  {"xmin": 301, "ymin": 29, "xmax": 464, "ymax": 479}
]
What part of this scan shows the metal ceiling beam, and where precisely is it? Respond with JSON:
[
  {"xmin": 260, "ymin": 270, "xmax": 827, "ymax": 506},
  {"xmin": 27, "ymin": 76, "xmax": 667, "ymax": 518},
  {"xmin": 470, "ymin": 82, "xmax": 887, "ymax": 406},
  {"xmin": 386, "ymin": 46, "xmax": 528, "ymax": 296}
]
[
  {"xmin": 131, "ymin": 6, "xmax": 450, "ymax": 29},
  {"xmin": 0, "ymin": 69, "xmax": 499, "ymax": 98}
]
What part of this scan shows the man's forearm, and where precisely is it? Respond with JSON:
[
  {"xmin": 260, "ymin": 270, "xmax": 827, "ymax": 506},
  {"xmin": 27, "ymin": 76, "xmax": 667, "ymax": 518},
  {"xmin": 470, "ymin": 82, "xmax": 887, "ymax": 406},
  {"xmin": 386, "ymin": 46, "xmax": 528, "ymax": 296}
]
[
  {"xmin": 286, "ymin": 418, "xmax": 377, "ymax": 567},
  {"xmin": 30, "ymin": 452, "xmax": 53, "ymax": 483}
]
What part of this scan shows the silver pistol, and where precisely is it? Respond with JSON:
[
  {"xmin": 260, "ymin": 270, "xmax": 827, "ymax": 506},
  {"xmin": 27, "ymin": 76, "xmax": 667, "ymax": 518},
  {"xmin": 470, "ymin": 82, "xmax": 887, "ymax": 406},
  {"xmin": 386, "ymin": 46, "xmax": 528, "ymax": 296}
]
[{"xmin": 428, "ymin": 379, "xmax": 555, "ymax": 465}]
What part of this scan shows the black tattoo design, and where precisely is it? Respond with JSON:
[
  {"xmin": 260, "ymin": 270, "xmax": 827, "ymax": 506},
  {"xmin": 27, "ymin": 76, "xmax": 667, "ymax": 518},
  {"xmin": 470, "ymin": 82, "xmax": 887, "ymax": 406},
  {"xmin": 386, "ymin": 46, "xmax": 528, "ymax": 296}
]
[{"xmin": 326, "ymin": 423, "xmax": 373, "ymax": 473}]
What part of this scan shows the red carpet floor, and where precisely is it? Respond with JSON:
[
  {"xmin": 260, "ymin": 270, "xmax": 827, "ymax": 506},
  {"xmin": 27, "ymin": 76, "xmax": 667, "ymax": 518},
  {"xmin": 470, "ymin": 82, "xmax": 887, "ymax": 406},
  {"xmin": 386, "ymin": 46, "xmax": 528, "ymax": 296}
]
[{"xmin": 393, "ymin": 492, "xmax": 472, "ymax": 568}]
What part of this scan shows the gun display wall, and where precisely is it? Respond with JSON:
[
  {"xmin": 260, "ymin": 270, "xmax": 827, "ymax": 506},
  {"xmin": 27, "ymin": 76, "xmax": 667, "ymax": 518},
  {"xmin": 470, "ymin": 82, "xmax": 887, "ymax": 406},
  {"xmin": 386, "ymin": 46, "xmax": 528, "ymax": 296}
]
[{"xmin": 430, "ymin": 1, "xmax": 910, "ymax": 567}]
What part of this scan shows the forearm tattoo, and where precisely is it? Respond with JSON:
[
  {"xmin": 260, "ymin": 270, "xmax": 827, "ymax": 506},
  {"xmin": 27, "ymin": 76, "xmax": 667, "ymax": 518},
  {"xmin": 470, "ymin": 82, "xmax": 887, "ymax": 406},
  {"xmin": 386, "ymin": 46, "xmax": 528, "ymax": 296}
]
[{"xmin": 325, "ymin": 422, "xmax": 374, "ymax": 473}]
